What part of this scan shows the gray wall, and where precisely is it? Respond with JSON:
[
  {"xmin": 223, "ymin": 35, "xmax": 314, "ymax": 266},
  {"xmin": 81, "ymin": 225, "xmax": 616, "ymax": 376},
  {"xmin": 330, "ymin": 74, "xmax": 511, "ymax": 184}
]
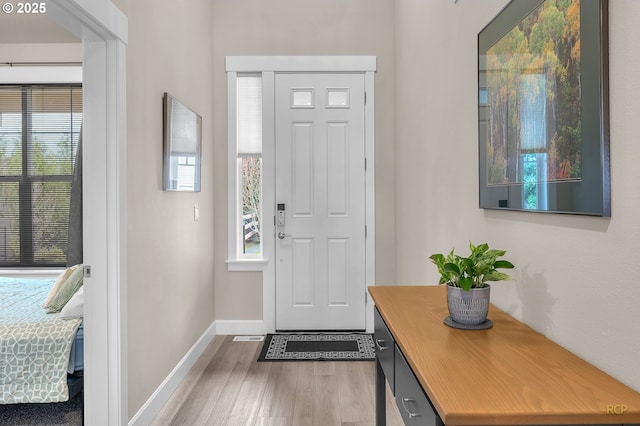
[
  {"xmin": 121, "ymin": 0, "xmax": 216, "ymax": 417},
  {"xmin": 211, "ymin": 0, "xmax": 397, "ymax": 320},
  {"xmin": 394, "ymin": 0, "xmax": 640, "ymax": 391}
]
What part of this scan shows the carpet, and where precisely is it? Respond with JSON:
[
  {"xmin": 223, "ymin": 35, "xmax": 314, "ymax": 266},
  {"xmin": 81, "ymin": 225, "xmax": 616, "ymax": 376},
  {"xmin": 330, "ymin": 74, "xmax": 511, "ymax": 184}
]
[
  {"xmin": 0, "ymin": 394, "xmax": 83, "ymax": 426},
  {"xmin": 257, "ymin": 332, "xmax": 375, "ymax": 361}
]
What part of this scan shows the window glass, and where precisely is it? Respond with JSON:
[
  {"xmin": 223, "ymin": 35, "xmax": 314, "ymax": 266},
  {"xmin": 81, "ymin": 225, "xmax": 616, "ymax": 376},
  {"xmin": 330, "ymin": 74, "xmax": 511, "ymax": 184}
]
[
  {"xmin": 236, "ymin": 75, "xmax": 263, "ymax": 258},
  {"xmin": 241, "ymin": 157, "xmax": 261, "ymax": 255},
  {"xmin": 0, "ymin": 85, "xmax": 82, "ymax": 267}
]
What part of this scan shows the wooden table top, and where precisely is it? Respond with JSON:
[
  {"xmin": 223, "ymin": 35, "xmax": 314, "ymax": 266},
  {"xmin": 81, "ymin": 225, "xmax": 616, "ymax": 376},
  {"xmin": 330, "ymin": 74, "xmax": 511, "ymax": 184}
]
[{"xmin": 369, "ymin": 285, "xmax": 640, "ymax": 425}]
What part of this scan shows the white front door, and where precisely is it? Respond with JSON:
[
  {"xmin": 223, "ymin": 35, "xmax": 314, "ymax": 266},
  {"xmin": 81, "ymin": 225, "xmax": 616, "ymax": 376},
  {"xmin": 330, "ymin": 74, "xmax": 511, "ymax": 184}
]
[{"xmin": 275, "ymin": 73, "xmax": 366, "ymax": 330}]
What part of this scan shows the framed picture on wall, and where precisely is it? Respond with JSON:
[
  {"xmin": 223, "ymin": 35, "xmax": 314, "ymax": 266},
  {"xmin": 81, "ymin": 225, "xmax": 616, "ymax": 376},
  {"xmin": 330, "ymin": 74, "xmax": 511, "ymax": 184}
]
[
  {"xmin": 163, "ymin": 92, "xmax": 202, "ymax": 192},
  {"xmin": 478, "ymin": 0, "xmax": 610, "ymax": 216}
]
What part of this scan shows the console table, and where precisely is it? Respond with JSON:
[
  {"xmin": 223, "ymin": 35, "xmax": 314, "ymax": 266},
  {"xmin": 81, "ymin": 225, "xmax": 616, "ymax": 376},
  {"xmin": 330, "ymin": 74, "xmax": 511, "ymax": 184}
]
[{"xmin": 369, "ymin": 285, "xmax": 640, "ymax": 425}]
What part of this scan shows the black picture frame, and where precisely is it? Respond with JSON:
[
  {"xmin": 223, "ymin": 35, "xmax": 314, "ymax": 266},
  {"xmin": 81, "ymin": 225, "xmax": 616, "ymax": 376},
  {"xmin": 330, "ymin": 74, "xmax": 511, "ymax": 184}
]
[
  {"xmin": 478, "ymin": 0, "xmax": 609, "ymax": 216},
  {"xmin": 163, "ymin": 92, "xmax": 202, "ymax": 192}
]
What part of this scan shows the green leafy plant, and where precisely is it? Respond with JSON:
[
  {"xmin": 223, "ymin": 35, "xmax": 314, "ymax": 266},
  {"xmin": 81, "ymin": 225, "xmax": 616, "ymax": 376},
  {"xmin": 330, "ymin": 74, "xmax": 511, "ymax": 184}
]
[{"xmin": 429, "ymin": 242, "xmax": 515, "ymax": 291}]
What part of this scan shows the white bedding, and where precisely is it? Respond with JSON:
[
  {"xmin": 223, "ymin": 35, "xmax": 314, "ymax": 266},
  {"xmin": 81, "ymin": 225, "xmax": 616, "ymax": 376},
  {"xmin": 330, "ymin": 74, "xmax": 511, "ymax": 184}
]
[{"xmin": 0, "ymin": 277, "xmax": 81, "ymax": 404}]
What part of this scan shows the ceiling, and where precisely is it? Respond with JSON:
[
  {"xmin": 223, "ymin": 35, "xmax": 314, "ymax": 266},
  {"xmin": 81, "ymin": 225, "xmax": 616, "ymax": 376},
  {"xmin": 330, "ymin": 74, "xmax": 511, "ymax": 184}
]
[{"xmin": 0, "ymin": 12, "xmax": 80, "ymax": 44}]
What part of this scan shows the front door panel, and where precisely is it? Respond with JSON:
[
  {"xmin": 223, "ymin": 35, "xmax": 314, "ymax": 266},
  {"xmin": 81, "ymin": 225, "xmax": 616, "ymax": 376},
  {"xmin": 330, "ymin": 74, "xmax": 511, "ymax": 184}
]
[{"xmin": 275, "ymin": 73, "xmax": 366, "ymax": 330}]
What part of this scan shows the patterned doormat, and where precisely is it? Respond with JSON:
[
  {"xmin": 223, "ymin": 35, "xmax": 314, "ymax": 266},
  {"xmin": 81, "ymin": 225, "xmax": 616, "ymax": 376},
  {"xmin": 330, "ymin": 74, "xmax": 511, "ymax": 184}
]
[{"xmin": 257, "ymin": 332, "xmax": 375, "ymax": 362}]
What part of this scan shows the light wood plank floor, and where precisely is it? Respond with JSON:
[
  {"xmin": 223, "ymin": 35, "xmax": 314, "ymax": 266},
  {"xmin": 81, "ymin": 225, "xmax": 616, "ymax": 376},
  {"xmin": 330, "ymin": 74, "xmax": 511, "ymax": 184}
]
[{"xmin": 152, "ymin": 335, "xmax": 404, "ymax": 426}]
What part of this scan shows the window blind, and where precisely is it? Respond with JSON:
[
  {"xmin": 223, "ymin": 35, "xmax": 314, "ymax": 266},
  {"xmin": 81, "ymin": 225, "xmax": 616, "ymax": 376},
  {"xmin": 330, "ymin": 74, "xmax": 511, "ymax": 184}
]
[
  {"xmin": 0, "ymin": 85, "xmax": 82, "ymax": 267},
  {"xmin": 237, "ymin": 75, "xmax": 262, "ymax": 157}
]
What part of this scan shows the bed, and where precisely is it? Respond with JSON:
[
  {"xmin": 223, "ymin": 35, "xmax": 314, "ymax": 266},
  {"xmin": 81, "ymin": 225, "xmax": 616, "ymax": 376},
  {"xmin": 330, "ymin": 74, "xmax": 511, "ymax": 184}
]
[{"xmin": 0, "ymin": 275, "xmax": 84, "ymax": 404}]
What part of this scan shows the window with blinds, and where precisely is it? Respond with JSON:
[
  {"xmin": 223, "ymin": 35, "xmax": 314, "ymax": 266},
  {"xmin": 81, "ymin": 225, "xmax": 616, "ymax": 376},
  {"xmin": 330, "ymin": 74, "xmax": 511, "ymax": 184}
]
[
  {"xmin": 237, "ymin": 75, "xmax": 262, "ymax": 157},
  {"xmin": 237, "ymin": 75, "xmax": 262, "ymax": 256},
  {"xmin": 0, "ymin": 85, "xmax": 82, "ymax": 267}
]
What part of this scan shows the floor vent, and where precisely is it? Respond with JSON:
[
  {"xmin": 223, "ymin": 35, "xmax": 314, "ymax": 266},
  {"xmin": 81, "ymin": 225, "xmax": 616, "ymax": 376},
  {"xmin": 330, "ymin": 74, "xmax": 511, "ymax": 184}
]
[{"xmin": 233, "ymin": 335, "xmax": 265, "ymax": 342}]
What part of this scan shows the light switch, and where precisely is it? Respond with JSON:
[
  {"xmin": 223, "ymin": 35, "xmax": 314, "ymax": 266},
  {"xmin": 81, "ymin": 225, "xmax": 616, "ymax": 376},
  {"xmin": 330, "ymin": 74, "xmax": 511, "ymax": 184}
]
[{"xmin": 194, "ymin": 205, "xmax": 199, "ymax": 221}]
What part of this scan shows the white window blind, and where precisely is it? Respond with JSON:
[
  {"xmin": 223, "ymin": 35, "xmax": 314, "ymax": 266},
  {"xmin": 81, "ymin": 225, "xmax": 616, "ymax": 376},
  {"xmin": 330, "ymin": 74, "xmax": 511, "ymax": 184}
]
[{"xmin": 237, "ymin": 75, "xmax": 262, "ymax": 157}]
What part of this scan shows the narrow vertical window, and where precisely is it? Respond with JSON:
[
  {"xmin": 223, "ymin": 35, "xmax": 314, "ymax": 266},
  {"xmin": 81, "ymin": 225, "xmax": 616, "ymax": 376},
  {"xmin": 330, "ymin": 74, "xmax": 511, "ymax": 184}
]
[
  {"xmin": 519, "ymin": 73, "xmax": 548, "ymax": 210},
  {"xmin": 237, "ymin": 75, "xmax": 262, "ymax": 257}
]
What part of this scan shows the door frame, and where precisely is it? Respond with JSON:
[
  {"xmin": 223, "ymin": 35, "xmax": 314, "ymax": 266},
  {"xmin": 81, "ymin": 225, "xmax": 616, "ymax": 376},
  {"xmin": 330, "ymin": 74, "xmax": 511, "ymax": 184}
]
[
  {"xmin": 48, "ymin": 1, "xmax": 128, "ymax": 424},
  {"xmin": 226, "ymin": 56, "xmax": 376, "ymax": 333}
]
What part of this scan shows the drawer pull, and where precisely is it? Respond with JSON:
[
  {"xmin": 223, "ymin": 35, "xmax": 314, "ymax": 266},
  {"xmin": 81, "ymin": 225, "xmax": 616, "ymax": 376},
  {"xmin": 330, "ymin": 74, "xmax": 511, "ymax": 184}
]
[
  {"xmin": 401, "ymin": 397, "xmax": 420, "ymax": 418},
  {"xmin": 375, "ymin": 339, "xmax": 388, "ymax": 351}
]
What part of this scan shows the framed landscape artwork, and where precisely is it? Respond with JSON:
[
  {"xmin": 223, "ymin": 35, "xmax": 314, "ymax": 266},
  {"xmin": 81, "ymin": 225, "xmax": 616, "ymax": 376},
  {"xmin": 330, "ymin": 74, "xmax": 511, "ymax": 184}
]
[{"xmin": 478, "ymin": 0, "xmax": 610, "ymax": 216}]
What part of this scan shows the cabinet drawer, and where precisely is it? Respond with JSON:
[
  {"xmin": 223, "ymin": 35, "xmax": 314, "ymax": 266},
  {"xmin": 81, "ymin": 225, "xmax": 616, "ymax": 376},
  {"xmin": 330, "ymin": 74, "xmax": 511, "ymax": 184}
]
[
  {"xmin": 395, "ymin": 346, "xmax": 443, "ymax": 426},
  {"xmin": 374, "ymin": 307, "xmax": 395, "ymax": 393}
]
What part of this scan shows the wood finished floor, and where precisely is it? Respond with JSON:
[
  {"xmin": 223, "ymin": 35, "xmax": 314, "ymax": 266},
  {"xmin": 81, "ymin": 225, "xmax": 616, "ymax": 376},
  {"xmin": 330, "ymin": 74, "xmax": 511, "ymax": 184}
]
[{"xmin": 152, "ymin": 335, "xmax": 404, "ymax": 426}]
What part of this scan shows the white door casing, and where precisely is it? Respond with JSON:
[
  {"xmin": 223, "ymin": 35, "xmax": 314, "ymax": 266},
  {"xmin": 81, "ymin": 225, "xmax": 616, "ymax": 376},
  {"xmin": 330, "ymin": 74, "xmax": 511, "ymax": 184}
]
[
  {"xmin": 275, "ymin": 73, "xmax": 366, "ymax": 330},
  {"xmin": 47, "ymin": 1, "xmax": 128, "ymax": 424},
  {"xmin": 225, "ymin": 56, "xmax": 376, "ymax": 334}
]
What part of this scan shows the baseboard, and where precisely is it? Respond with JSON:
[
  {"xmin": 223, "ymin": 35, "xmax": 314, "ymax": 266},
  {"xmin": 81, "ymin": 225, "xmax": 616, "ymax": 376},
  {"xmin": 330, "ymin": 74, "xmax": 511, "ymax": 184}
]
[
  {"xmin": 128, "ymin": 320, "xmax": 217, "ymax": 426},
  {"xmin": 216, "ymin": 320, "xmax": 266, "ymax": 335}
]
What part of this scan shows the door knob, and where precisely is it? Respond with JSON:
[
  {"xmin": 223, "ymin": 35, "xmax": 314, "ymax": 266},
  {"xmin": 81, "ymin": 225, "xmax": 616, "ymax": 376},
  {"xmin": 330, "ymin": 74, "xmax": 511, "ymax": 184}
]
[{"xmin": 278, "ymin": 232, "xmax": 291, "ymax": 239}]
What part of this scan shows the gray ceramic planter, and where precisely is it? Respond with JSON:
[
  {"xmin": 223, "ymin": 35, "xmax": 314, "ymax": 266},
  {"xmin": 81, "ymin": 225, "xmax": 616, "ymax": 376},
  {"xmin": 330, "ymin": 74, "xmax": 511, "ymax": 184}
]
[{"xmin": 447, "ymin": 284, "xmax": 491, "ymax": 325}]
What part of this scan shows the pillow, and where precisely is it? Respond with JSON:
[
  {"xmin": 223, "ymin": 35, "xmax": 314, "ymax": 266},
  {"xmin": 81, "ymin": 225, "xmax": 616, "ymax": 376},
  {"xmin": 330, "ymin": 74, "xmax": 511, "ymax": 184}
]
[
  {"xmin": 43, "ymin": 265, "xmax": 80, "ymax": 308},
  {"xmin": 45, "ymin": 265, "xmax": 84, "ymax": 314},
  {"xmin": 59, "ymin": 286, "xmax": 84, "ymax": 319}
]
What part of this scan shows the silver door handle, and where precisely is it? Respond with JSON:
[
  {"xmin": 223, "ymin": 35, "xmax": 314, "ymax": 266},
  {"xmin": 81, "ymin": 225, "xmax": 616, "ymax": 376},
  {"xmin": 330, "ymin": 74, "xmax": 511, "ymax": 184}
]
[{"xmin": 277, "ymin": 232, "xmax": 291, "ymax": 239}]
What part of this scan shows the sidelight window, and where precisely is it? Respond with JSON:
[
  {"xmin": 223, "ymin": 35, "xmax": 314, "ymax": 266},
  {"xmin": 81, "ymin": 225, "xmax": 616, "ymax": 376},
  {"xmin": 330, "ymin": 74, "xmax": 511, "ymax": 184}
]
[{"xmin": 234, "ymin": 74, "xmax": 263, "ymax": 258}]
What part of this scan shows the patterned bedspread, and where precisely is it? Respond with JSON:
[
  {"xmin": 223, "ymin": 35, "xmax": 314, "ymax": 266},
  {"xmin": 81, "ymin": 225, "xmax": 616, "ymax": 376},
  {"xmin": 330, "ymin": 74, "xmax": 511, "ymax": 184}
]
[{"xmin": 0, "ymin": 277, "xmax": 81, "ymax": 404}]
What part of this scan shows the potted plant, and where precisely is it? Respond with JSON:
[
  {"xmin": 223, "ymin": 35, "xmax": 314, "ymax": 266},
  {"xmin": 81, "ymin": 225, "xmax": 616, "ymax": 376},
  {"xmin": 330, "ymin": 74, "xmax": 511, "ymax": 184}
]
[{"xmin": 429, "ymin": 242, "xmax": 514, "ymax": 326}]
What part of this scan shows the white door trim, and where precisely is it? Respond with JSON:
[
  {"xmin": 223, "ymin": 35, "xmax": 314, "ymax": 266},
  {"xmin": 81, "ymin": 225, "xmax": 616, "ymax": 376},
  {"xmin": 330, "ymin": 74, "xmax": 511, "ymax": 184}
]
[
  {"xmin": 226, "ymin": 56, "xmax": 376, "ymax": 73},
  {"xmin": 48, "ymin": 1, "xmax": 128, "ymax": 424},
  {"xmin": 226, "ymin": 56, "xmax": 376, "ymax": 333}
]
